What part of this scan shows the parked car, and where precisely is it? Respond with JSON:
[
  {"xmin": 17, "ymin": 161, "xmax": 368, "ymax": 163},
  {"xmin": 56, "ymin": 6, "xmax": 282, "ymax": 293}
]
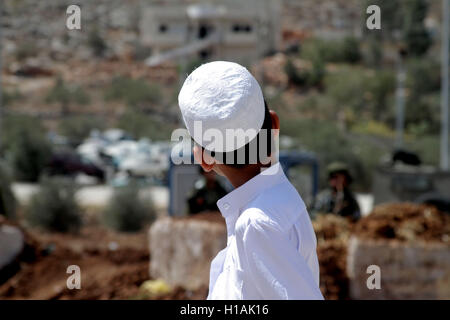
[{"xmin": 46, "ymin": 152, "xmax": 105, "ymax": 182}]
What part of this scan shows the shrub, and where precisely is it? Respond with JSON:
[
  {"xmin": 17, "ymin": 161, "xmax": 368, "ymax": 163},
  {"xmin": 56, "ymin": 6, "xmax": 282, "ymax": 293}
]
[
  {"xmin": 58, "ymin": 115, "xmax": 105, "ymax": 145},
  {"xmin": 0, "ymin": 162, "xmax": 17, "ymax": 219},
  {"xmin": 26, "ymin": 178, "xmax": 82, "ymax": 233},
  {"xmin": 46, "ymin": 78, "xmax": 90, "ymax": 114},
  {"xmin": 116, "ymin": 109, "xmax": 176, "ymax": 141},
  {"xmin": 365, "ymin": 70, "xmax": 396, "ymax": 122},
  {"xmin": 87, "ymin": 29, "xmax": 107, "ymax": 57},
  {"xmin": 281, "ymin": 118, "xmax": 387, "ymax": 191},
  {"xmin": 308, "ymin": 58, "xmax": 326, "ymax": 88},
  {"xmin": 405, "ymin": 93, "xmax": 440, "ymax": 135},
  {"xmin": 403, "ymin": 0, "xmax": 431, "ymax": 57},
  {"xmin": 324, "ymin": 67, "xmax": 368, "ymax": 114},
  {"xmin": 2, "ymin": 115, "xmax": 52, "ymax": 182},
  {"xmin": 104, "ymin": 77, "xmax": 162, "ymax": 109},
  {"xmin": 406, "ymin": 58, "xmax": 440, "ymax": 95},
  {"xmin": 103, "ymin": 184, "xmax": 155, "ymax": 232},
  {"xmin": 301, "ymin": 37, "xmax": 361, "ymax": 64},
  {"xmin": 340, "ymin": 37, "xmax": 362, "ymax": 64},
  {"xmin": 407, "ymin": 135, "xmax": 439, "ymax": 166},
  {"xmin": 323, "ymin": 66, "xmax": 395, "ymax": 123},
  {"xmin": 284, "ymin": 58, "xmax": 325, "ymax": 89},
  {"xmin": 2, "ymin": 89, "xmax": 23, "ymax": 107},
  {"xmin": 15, "ymin": 42, "xmax": 37, "ymax": 61},
  {"xmin": 284, "ymin": 59, "xmax": 308, "ymax": 87},
  {"xmin": 180, "ymin": 58, "xmax": 204, "ymax": 76}
]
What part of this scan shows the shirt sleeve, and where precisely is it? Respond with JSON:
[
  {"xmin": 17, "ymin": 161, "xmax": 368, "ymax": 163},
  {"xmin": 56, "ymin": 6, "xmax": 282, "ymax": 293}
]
[{"xmin": 235, "ymin": 212, "xmax": 324, "ymax": 300}]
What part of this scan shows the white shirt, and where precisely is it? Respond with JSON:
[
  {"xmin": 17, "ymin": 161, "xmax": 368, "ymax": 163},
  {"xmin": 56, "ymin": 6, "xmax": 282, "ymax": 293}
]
[{"xmin": 207, "ymin": 162, "xmax": 324, "ymax": 300}]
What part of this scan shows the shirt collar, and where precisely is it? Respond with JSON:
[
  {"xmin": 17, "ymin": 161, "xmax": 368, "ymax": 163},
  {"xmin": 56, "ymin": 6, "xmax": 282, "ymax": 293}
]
[{"xmin": 216, "ymin": 162, "xmax": 286, "ymax": 238}]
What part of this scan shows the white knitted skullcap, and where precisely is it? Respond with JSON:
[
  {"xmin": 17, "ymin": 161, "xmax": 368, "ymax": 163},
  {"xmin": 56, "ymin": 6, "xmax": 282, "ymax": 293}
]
[{"xmin": 178, "ymin": 61, "xmax": 265, "ymax": 153}]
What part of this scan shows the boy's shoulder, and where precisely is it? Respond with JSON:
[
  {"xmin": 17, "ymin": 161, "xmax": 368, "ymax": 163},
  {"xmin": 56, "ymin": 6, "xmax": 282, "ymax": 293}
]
[{"xmin": 235, "ymin": 180, "xmax": 307, "ymax": 235}]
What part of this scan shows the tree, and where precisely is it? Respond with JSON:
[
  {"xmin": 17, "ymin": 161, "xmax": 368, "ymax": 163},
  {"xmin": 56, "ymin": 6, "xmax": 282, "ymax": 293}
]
[
  {"xmin": 403, "ymin": 0, "xmax": 432, "ymax": 57},
  {"xmin": 46, "ymin": 77, "xmax": 90, "ymax": 115},
  {"xmin": 2, "ymin": 115, "xmax": 52, "ymax": 182},
  {"xmin": 87, "ymin": 28, "xmax": 107, "ymax": 57},
  {"xmin": 26, "ymin": 178, "xmax": 82, "ymax": 233}
]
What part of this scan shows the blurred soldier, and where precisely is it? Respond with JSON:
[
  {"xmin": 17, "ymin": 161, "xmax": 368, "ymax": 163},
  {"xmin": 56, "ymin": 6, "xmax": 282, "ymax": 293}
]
[
  {"xmin": 314, "ymin": 162, "xmax": 361, "ymax": 221},
  {"xmin": 187, "ymin": 167, "xmax": 227, "ymax": 214}
]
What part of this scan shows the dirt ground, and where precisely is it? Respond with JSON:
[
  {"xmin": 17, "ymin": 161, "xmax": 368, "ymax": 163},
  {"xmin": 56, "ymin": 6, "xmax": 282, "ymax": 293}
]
[
  {"xmin": 313, "ymin": 215, "xmax": 353, "ymax": 300},
  {"xmin": 313, "ymin": 203, "xmax": 450, "ymax": 300},
  {"xmin": 2, "ymin": 203, "xmax": 447, "ymax": 300},
  {"xmin": 0, "ymin": 222, "xmax": 207, "ymax": 300},
  {"xmin": 354, "ymin": 203, "xmax": 450, "ymax": 243}
]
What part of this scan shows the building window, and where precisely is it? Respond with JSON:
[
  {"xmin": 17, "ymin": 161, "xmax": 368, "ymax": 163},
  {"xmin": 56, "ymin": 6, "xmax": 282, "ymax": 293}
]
[
  {"xmin": 159, "ymin": 24, "xmax": 168, "ymax": 33},
  {"xmin": 231, "ymin": 24, "xmax": 253, "ymax": 33}
]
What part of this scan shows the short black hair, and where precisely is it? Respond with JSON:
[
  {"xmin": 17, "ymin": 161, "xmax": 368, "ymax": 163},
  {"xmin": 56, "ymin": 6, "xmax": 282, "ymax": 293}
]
[{"xmin": 201, "ymin": 101, "xmax": 274, "ymax": 168}]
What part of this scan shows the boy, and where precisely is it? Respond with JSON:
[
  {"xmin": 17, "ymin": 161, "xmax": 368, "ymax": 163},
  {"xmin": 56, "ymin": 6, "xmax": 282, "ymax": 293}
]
[{"xmin": 178, "ymin": 61, "xmax": 323, "ymax": 300}]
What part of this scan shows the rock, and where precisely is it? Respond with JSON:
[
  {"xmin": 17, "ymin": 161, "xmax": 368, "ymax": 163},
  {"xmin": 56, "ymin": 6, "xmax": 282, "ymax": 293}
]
[
  {"xmin": 149, "ymin": 215, "xmax": 226, "ymax": 291},
  {"xmin": 139, "ymin": 279, "xmax": 172, "ymax": 298},
  {"xmin": 347, "ymin": 236, "xmax": 450, "ymax": 300},
  {"xmin": 0, "ymin": 225, "xmax": 24, "ymax": 270}
]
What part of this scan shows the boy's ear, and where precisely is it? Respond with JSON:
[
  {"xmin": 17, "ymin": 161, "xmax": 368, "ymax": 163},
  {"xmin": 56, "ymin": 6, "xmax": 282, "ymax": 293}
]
[
  {"xmin": 193, "ymin": 145, "xmax": 215, "ymax": 172},
  {"xmin": 269, "ymin": 110, "xmax": 280, "ymax": 132}
]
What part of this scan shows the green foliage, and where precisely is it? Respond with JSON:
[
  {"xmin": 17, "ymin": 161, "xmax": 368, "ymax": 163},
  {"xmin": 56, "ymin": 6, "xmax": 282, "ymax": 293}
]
[
  {"xmin": 403, "ymin": 58, "xmax": 441, "ymax": 134},
  {"xmin": 284, "ymin": 59, "xmax": 308, "ymax": 87},
  {"xmin": 281, "ymin": 118, "xmax": 386, "ymax": 190},
  {"xmin": 301, "ymin": 37, "xmax": 361, "ymax": 64},
  {"xmin": 15, "ymin": 42, "xmax": 37, "ymax": 61},
  {"xmin": 362, "ymin": 0, "xmax": 403, "ymax": 40},
  {"xmin": 58, "ymin": 115, "xmax": 105, "ymax": 145},
  {"xmin": 180, "ymin": 58, "xmax": 204, "ymax": 76},
  {"xmin": 308, "ymin": 58, "xmax": 326, "ymax": 88},
  {"xmin": 352, "ymin": 120, "xmax": 395, "ymax": 139},
  {"xmin": 2, "ymin": 89, "xmax": 23, "ymax": 107},
  {"xmin": 0, "ymin": 162, "xmax": 17, "ymax": 219},
  {"xmin": 323, "ymin": 66, "xmax": 395, "ymax": 123},
  {"xmin": 405, "ymin": 93, "xmax": 440, "ymax": 135},
  {"xmin": 297, "ymin": 93, "xmax": 334, "ymax": 115},
  {"xmin": 87, "ymin": 28, "xmax": 107, "ymax": 57},
  {"xmin": 26, "ymin": 177, "xmax": 82, "ymax": 233},
  {"xmin": 103, "ymin": 184, "xmax": 155, "ymax": 232},
  {"xmin": 284, "ymin": 58, "xmax": 325, "ymax": 89},
  {"xmin": 339, "ymin": 37, "xmax": 362, "ymax": 64},
  {"xmin": 365, "ymin": 70, "xmax": 396, "ymax": 122},
  {"xmin": 403, "ymin": 0, "xmax": 431, "ymax": 57},
  {"xmin": 362, "ymin": 0, "xmax": 431, "ymax": 57},
  {"xmin": 46, "ymin": 78, "xmax": 90, "ymax": 113},
  {"xmin": 324, "ymin": 67, "xmax": 368, "ymax": 114},
  {"xmin": 406, "ymin": 58, "xmax": 441, "ymax": 95},
  {"xmin": 116, "ymin": 109, "xmax": 175, "ymax": 141},
  {"xmin": 363, "ymin": 38, "xmax": 383, "ymax": 68},
  {"xmin": 104, "ymin": 77, "xmax": 162, "ymax": 109},
  {"xmin": 407, "ymin": 135, "xmax": 439, "ymax": 166},
  {"xmin": 1, "ymin": 115, "xmax": 52, "ymax": 182}
]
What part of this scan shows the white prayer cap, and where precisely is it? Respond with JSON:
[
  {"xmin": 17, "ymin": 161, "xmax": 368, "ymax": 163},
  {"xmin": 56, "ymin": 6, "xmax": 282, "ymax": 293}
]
[{"xmin": 178, "ymin": 61, "xmax": 265, "ymax": 153}]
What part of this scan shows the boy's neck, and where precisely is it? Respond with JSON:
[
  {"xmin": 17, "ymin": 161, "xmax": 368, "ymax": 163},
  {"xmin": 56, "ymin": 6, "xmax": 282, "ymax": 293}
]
[{"xmin": 222, "ymin": 164, "xmax": 268, "ymax": 189}]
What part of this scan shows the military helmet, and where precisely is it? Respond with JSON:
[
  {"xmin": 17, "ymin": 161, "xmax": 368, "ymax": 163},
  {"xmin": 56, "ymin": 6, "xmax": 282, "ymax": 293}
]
[{"xmin": 327, "ymin": 162, "xmax": 353, "ymax": 183}]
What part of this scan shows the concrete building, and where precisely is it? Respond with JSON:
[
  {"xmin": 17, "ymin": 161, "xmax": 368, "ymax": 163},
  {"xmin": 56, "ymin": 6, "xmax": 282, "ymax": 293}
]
[{"xmin": 139, "ymin": 0, "xmax": 282, "ymax": 66}]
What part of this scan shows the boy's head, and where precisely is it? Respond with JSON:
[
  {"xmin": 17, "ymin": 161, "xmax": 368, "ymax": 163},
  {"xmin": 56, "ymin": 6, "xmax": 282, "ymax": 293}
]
[{"xmin": 178, "ymin": 61, "xmax": 279, "ymax": 176}]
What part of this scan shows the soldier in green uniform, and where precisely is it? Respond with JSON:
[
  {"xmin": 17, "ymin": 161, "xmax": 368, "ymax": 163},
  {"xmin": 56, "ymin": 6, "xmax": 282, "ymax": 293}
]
[
  {"xmin": 313, "ymin": 162, "xmax": 361, "ymax": 221},
  {"xmin": 187, "ymin": 167, "xmax": 228, "ymax": 214}
]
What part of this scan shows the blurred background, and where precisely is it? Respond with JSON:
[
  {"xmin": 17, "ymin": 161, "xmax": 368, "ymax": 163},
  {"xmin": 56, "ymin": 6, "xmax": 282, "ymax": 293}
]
[{"xmin": 0, "ymin": 0, "xmax": 449, "ymax": 300}]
